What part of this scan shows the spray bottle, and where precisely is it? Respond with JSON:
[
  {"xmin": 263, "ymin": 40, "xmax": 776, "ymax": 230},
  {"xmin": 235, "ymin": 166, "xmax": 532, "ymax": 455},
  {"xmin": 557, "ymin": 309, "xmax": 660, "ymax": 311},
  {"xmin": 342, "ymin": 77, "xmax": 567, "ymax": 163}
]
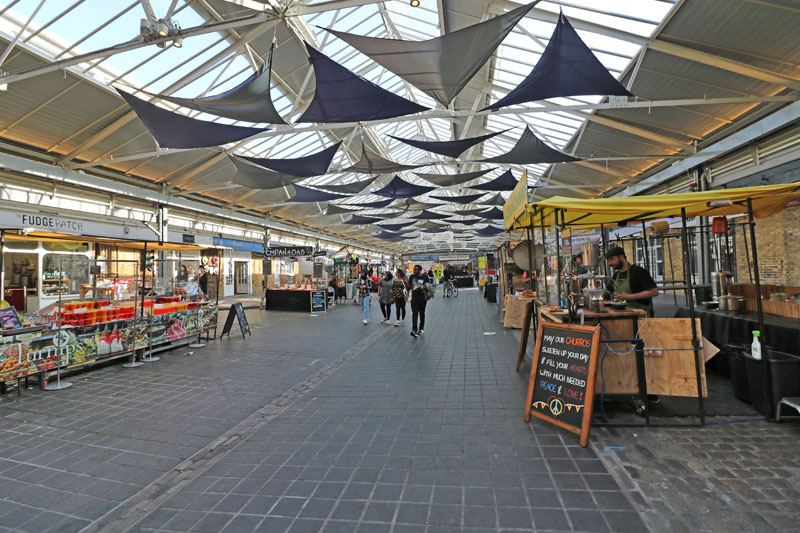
[{"xmin": 751, "ymin": 330, "xmax": 762, "ymax": 360}]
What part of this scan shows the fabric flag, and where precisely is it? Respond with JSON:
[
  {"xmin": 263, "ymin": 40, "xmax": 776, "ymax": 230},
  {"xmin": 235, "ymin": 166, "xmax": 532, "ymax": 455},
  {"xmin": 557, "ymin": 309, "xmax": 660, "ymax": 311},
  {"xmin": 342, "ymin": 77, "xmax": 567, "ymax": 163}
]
[
  {"xmin": 238, "ymin": 142, "xmax": 340, "ymax": 178},
  {"xmin": 476, "ymin": 207, "xmax": 504, "ymax": 219},
  {"xmin": 147, "ymin": 45, "xmax": 286, "ymax": 124},
  {"xmin": 118, "ymin": 89, "xmax": 264, "ymax": 149},
  {"xmin": 316, "ymin": 176, "xmax": 378, "ymax": 194},
  {"xmin": 411, "ymin": 211, "xmax": 452, "ymax": 220},
  {"xmin": 429, "ymin": 193, "xmax": 486, "ymax": 204},
  {"xmin": 388, "ymin": 130, "xmax": 506, "ymax": 158},
  {"xmin": 342, "ymin": 145, "xmax": 425, "ymax": 174},
  {"xmin": 474, "ymin": 225, "xmax": 505, "ymax": 236},
  {"xmin": 345, "ymin": 214, "xmax": 383, "ymax": 225},
  {"xmin": 481, "ymin": 128, "xmax": 579, "ymax": 164},
  {"xmin": 471, "ymin": 169, "xmax": 518, "ymax": 191},
  {"xmin": 373, "ymin": 175, "xmax": 435, "ymax": 199},
  {"xmin": 484, "ymin": 13, "xmax": 633, "ymax": 111},
  {"xmin": 290, "ymin": 185, "xmax": 350, "ymax": 203},
  {"xmin": 297, "ymin": 44, "xmax": 428, "ymax": 123},
  {"xmin": 229, "ymin": 155, "xmax": 306, "ymax": 189},
  {"xmin": 415, "ymin": 168, "xmax": 493, "ymax": 187},
  {"xmin": 325, "ymin": 2, "xmax": 539, "ymax": 106}
]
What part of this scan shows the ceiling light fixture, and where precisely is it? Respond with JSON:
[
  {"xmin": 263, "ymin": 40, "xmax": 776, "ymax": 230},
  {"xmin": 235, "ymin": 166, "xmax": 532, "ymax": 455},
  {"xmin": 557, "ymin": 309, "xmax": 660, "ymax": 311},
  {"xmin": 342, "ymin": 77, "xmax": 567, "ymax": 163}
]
[
  {"xmin": 157, "ymin": 20, "xmax": 169, "ymax": 37},
  {"xmin": 172, "ymin": 36, "xmax": 183, "ymax": 48},
  {"xmin": 410, "ymin": 0, "xmax": 420, "ymax": 6}
]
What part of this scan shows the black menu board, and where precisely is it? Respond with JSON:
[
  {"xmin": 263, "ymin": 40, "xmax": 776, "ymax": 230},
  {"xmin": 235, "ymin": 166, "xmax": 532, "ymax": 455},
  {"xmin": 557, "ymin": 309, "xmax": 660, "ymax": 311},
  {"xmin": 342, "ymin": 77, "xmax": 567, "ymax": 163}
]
[
  {"xmin": 310, "ymin": 291, "xmax": 326, "ymax": 313},
  {"xmin": 221, "ymin": 303, "xmax": 250, "ymax": 339},
  {"xmin": 524, "ymin": 322, "xmax": 600, "ymax": 447}
]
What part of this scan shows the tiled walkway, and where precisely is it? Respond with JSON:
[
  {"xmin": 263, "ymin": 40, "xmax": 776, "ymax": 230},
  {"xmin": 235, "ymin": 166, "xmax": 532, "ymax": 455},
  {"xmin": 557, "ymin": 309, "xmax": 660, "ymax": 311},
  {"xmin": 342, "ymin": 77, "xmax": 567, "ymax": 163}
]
[{"xmin": 0, "ymin": 289, "xmax": 797, "ymax": 532}]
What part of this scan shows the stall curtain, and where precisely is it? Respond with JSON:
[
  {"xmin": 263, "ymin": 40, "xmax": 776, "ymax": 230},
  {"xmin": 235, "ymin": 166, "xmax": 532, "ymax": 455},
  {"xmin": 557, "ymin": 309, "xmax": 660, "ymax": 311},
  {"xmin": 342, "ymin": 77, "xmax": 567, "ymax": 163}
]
[
  {"xmin": 229, "ymin": 155, "xmax": 306, "ymax": 189},
  {"xmin": 289, "ymin": 184, "xmax": 350, "ymax": 202},
  {"xmin": 325, "ymin": 2, "xmax": 539, "ymax": 107},
  {"xmin": 388, "ymin": 130, "xmax": 506, "ymax": 158},
  {"xmin": 146, "ymin": 45, "xmax": 286, "ymax": 124},
  {"xmin": 297, "ymin": 44, "xmax": 428, "ymax": 123},
  {"xmin": 480, "ymin": 128, "xmax": 579, "ymax": 164},
  {"xmin": 343, "ymin": 145, "xmax": 425, "ymax": 174},
  {"xmin": 470, "ymin": 169, "xmax": 518, "ymax": 191},
  {"xmin": 411, "ymin": 211, "xmax": 452, "ymax": 220},
  {"xmin": 373, "ymin": 175, "xmax": 436, "ymax": 198},
  {"xmin": 415, "ymin": 168, "xmax": 492, "ymax": 187},
  {"xmin": 475, "ymin": 207, "xmax": 505, "ymax": 220},
  {"xmin": 316, "ymin": 176, "xmax": 378, "ymax": 194},
  {"xmin": 484, "ymin": 13, "xmax": 633, "ymax": 111},
  {"xmin": 238, "ymin": 141, "xmax": 341, "ymax": 177},
  {"xmin": 118, "ymin": 89, "xmax": 265, "ymax": 149},
  {"xmin": 474, "ymin": 225, "xmax": 505, "ymax": 236},
  {"xmin": 345, "ymin": 214, "xmax": 384, "ymax": 225},
  {"xmin": 429, "ymin": 193, "xmax": 487, "ymax": 204}
]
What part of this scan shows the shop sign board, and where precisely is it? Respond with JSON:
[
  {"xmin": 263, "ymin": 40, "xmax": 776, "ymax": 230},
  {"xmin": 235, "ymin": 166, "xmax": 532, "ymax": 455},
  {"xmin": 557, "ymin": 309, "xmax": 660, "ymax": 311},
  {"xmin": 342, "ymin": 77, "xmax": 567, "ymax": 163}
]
[
  {"xmin": 419, "ymin": 232, "xmax": 453, "ymax": 243},
  {"xmin": 439, "ymin": 254, "xmax": 470, "ymax": 262},
  {"xmin": 0, "ymin": 209, "xmax": 158, "ymax": 241},
  {"xmin": 503, "ymin": 170, "xmax": 530, "ymax": 230},
  {"xmin": 263, "ymin": 246, "xmax": 313, "ymax": 258},
  {"xmin": 524, "ymin": 322, "xmax": 600, "ymax": 447},
  {"xmin": 182, "ymin": 233, "xmax": 195, "ymax": 244}
]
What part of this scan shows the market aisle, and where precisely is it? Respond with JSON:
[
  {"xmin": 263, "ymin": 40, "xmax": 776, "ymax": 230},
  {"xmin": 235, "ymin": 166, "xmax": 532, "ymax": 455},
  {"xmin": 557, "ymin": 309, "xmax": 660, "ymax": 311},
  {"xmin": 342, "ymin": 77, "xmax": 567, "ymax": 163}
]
[{"xmin": 110, "ymin": 288, "xmax": 644, "ymax": 533}]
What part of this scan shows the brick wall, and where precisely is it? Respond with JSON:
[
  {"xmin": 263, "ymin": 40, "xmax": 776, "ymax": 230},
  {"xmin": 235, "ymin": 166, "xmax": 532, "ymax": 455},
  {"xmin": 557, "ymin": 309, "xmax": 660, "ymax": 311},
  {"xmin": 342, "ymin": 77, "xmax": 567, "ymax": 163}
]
[{"xmin": 734, "ymin": 204, "xmax": 800, "ymax": 285}]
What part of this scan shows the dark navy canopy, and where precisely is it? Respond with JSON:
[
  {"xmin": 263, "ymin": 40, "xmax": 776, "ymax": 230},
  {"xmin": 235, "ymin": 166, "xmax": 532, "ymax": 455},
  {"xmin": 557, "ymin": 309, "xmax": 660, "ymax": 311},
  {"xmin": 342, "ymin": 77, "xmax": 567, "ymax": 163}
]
[
  {"xmin": 484, "ymin": 13, "xmax": 633, "ymax": 111},
  {"xmin": 453, "ymin": 218, "xmax": 483, "ymax": 226},
  {"xmin": 377, "ymin": 222, "xmax": 412, "ymax": 232},
  {"xmin": 373, "ymin": 231, "xmax": 407, "ymax": 240},
  {"xmin": 416, "ymin": 220, "xmax": 449, "ymax": 230},
  {"xmin": 429, "ymin": 193, "xmax": 486, "ymax": 204},
  {"xmin": 148, "ymin": 45, "xmax": 285, "ymax": 124},
  {"xmin": 118, "ymin": 89, "xmax": 264, "ymax": 149},
  {"xmin": 316, "ymin": 176, "xmax": 378, "ymax": 194},
  {"xmin": 415, "ymin": 169, "xmax": 492, "ymax": 187},
  {"xmin": 476, "ymin": 207, "xmax": 504, "ymax": 219},
  {"xmin": 393, "ymin": 199, "xmax": 440, "ymax": 211},
  {"xmin": 481, "ymin": 193, "xmax": 508, "ymax": 206},
  {"xmin": 343, "ymin": 197, "xmax": 394, "ymax": 208},
  {"xmin": 325, "ymin": 204, "xmax": 362, "ymax": 216},
  {"xmin": 290, "ymin": 185, "xmax": 350, "ymax": 203},
  {"xmin": 230, "ymin": 155, "xmax": 306, "ymax": 189},
  {"xmin": 343, "ymin": 145, "xmax": 425, "ymax": 174},
  {"xmin": 474, "ymin": 225, "xmax": 505, "ymax": 236},
  {"xmin": 297, "ymin": 44, "xmax": 428, "ymax": 124},
  {"xmin": 345, "ymin": 214, "xmax": 383, "ymax": 225},
  {"xmin": 239, "ymin": 141, "xmax": 340, "ymax": 178},
  {"xmin": 373, "ymin": 176, "xmax": 435, "ymax": 199},
  {"xmin": 411, "ymin": 211, "xmax": 452, "ymax": 220},
  {"xmin": 471, "ymin": 169, "xmax": 518, "ymax": 191},
  {"xmin": 388, "ymin": 130, "xmax": 506, "ymax": 158},
  {"xmin": 325, "ymin": 2, "xmax": 538, "ymax": 106},
  {"xmin": 451, "ymin": 207, "xmax": 492, "ymax": 216},
  {"xmin": 481, "ymin": 128, "xmax": 579, "ymax": 165}
]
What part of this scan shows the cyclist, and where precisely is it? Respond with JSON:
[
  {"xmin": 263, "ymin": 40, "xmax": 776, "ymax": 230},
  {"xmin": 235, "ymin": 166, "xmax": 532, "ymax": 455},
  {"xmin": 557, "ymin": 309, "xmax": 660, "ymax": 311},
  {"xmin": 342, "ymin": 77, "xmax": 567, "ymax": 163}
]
[{"xmin": 442, "ymin": 264, "xmax": 455, "ymax": 298}]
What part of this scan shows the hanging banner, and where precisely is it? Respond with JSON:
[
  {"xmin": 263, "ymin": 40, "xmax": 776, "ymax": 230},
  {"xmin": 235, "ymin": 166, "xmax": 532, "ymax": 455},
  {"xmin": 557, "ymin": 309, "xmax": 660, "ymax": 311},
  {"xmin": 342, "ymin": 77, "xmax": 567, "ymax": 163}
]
[
  {"xmin": 419, "ymin": 232, "xmax": 453, "ymax": 243},
  {"xmin": 503, "ymin": 170, "xmax": 530, "ymax": 230}
]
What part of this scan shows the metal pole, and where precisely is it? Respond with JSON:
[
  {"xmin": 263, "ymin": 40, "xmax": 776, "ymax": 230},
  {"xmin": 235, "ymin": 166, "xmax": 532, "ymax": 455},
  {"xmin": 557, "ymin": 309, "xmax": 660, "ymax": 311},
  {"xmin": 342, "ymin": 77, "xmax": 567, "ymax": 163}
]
[
  {"xmin": 641, "ymin": 222, "xmax": 650, "ymax": 272},
  {"xmin": 526, "ymin": 227, "xmax": 535, "ymax": 292},
  {"xmin": 555, "ymin": 210, "xmax": 563, "ymax": 306},
  {"xmin": 0, "ymin": 230, "xmax": 4, "ymax": 299},
  {"xmin": 680, "ymin": 208, "xmax": 705, "ymax": 425},
  {"xmin": 540, "ymin": 209, "xmax": 549, "ymax": 304},
  {"xmin": 746, "ymin": 200, "xmax": 765, "ymax": 339}
]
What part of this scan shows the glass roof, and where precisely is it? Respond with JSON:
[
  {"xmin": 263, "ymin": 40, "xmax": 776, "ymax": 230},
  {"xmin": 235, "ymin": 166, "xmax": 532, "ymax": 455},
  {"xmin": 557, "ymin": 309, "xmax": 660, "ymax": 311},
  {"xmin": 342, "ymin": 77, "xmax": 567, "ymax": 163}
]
[{"xmin": 0, "ymin": 0, "xmax": 678, "ymax": 250}]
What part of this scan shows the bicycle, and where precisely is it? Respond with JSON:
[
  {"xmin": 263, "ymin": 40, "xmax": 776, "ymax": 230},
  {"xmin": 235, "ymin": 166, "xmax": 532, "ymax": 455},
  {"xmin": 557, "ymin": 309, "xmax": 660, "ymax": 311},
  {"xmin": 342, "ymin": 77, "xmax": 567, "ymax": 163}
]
[{"xmin": 443, "ymin": 279, "xmax": 458, "ymax": 298}]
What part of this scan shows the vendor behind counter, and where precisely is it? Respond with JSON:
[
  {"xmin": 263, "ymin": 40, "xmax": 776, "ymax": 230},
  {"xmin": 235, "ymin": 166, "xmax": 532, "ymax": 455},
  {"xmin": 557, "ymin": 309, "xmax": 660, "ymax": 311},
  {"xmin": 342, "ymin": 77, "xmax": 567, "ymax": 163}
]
[{"xmin": 603, "ymin": 246, "xmax": 659, "ymax": 317}]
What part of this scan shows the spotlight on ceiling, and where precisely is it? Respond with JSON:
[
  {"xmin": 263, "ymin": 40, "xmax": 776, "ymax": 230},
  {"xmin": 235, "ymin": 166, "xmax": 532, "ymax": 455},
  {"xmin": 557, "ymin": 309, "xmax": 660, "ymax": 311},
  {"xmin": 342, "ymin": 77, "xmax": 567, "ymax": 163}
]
[
  {"xmin": 410, "ymin": 0, "xmax": 420, "ymax": 6},
  {"xmin": 172, "ymin": 36, "xmax": 183, "ymax": 48},
  {"xmin": 157, "ymin": 20, "xmax": 169, "ymax": 37}
]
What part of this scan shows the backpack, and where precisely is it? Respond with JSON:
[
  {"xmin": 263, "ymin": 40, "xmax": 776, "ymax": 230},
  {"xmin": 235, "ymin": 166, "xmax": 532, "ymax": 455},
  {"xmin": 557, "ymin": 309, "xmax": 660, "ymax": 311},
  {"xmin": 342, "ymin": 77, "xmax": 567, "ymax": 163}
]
[{"xmin": 423, "ymin": 282, "xmax": 435, "ymax": 301}]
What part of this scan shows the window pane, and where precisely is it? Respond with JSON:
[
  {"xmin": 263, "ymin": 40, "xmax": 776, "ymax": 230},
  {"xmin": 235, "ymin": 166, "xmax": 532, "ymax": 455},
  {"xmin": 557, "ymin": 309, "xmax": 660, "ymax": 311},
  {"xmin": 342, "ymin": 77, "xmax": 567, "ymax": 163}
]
[
  {"xmin": 42, "ymin": 254, "xmax": 89, "ymax": 295},
  {"xmin": 42, "ymin": 241, "xmax": 89, "ymax": 253}
]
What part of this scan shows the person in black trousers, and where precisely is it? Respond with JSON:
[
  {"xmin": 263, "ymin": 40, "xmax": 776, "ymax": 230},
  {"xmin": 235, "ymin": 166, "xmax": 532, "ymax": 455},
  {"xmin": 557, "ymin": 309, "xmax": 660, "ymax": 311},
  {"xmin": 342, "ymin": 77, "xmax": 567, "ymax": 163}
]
[
  {"xmin": 408, "ymin": 264, "xmax": 430, "ymax": 337},
  {"xmin": 198, "ymin": 266, "xmax": 208, "ymax": 300}
]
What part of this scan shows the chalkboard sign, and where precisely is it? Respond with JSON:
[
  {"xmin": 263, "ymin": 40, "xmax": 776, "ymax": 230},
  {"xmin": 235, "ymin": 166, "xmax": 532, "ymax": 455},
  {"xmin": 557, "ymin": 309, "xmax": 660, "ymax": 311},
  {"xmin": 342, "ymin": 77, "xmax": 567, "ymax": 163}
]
[
  {"xmin": 0, "ymin": 307, "xmax": 22, "ymax": 330},
  {"xmin": 310, "ymin": 290, "xmax": 326, "ymax": 313},
  {"xmin": 221, "ymin": 303, "xmax": 251, "ymax": 339},
  {"xmin": 313, "ymin": 262, "xmax": 323, "ymax": 278},
  {"xmin": 524, "ymin": 322, "xmax": 600, "ymax": 447}
]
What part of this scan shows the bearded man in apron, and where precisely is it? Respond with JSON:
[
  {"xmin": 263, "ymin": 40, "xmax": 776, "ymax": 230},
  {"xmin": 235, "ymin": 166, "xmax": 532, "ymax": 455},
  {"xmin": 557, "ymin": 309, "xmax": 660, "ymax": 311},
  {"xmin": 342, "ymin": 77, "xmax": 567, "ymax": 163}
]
[{"xmin": 603, "ymin": 246, "xmax": 659, "ymax": 317}]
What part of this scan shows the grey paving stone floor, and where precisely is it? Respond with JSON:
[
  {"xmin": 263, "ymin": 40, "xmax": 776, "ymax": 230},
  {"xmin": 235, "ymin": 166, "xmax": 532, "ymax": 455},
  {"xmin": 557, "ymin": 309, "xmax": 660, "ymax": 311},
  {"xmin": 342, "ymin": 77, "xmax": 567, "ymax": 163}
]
[{"xmin": 1, "ymin": 288, "xmax": 795, "ymax": 532}]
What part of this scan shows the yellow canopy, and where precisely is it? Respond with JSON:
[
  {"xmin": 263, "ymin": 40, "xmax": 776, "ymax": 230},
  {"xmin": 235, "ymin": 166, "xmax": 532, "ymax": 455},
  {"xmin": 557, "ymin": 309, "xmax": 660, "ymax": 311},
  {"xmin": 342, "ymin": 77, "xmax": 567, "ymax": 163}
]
[{"xmin": 525, "ymin": 182, "xmax": 800, "ymax": 229}]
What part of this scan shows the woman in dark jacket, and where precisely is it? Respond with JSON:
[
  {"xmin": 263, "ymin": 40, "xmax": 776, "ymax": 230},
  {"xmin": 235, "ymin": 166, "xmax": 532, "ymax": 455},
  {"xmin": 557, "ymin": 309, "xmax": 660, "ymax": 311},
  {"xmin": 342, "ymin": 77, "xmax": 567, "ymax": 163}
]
[{"xmin": 378, "ymin": 271, "xmax": 394, "ymax": 324}]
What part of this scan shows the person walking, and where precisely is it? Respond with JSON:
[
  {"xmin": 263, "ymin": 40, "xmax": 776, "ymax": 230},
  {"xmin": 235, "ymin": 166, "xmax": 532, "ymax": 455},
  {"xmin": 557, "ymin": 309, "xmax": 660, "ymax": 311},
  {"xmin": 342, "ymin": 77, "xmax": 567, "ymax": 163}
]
[
  {"xmin": 357, "ymin": 271, "xmax": 374, "ymax": 324},
  {"xmin": 378, "ymin": 271, "xmax": 394, "ymax": 324},
  {"xmin": 391, "ymin": 269, "xmax": 410, "ymax": 326},
  {"xmin": 408, "ymin": 264, "xmax": 431, "ymax": 337}
]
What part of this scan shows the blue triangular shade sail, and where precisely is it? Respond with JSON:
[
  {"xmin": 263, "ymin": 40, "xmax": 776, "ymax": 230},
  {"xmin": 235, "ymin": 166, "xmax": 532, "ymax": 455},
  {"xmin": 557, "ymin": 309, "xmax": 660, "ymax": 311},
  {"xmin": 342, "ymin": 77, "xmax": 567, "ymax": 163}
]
[
  {"xmin": 343, "ymin": 145, "xmax": 425, "ymax": 174},
  {"xmin": 290, "ymin": 185, "xmax": 350, "ymax": 203},
  {"xmin": 343, "ymin": 198, "xmax": 394, "ymax": 208},
  {"xmin": 415, "ymin": 220, "xmax": 449, "ymax": 230},
  {"xmin": 484, "ymin": 13, "xmax": 633, "ymax": 111},
  {"xmin": 453, "ymin": 218, "xmax": 483, "ymax": 226},
  {"xmin": 451, "ymin": 207, "xmax": 490, "ymax": 216},
  {"xmin": 421, "ymin": 226, "xmax": 448, "ymax": 233},
  {"xmin": 230, "ymin": 155, "xmax": 306, "ymax": 189},
  {"xmin": 377, "ymin": 222, "xmax": 411, "ymax": 232},
  {"xmin": 345, "ymin": 214, "xmax": 383, "ymax": 225},
  {"xmin": 393, "ymin": 199, "xmax": 440, "ymax": 211},
  {"xmin": 118, "ymin": 89, "xmax": 264, "ymax": 149},
  {"xmin": 325, "ymin": 2, "xmax": 539, "ymax": 106},
  {"xmin": 411, "ymin": 211, "xmax": 452, "ymax": 220},
  {"xmin": 481, "ymin": 128, "xmax": 579, "ymax": 165},
  {"xmin": 297, "ymin": 44, "xmax": 428, "ymax": 123},
  {"xmin": 429, "ymin": 193, "xmax": 486, "ymax": 204},
  {"xmin": 481, "ymin": 193, "xmax": 507, "ymax": 206},
  {"xmin": 373, "ymin": 176, "xmax": 436, "ymax": 199},
  {"xmin": 325, "ymin": 204, "xmax": 361, "ymax": 216},
  {"xmin": 471, "ymin": 169, "xmax": 518, "ymax": 191},
  {"xmin": 415, "ymin": 169, "xmax": 492, "ymax": 187},
  {"xmin": 374, "ymin": 231, "xmax": 406, "ymax": 240},
  {"xmin": 389, "ymin": 130, "xmax": 506, "ymax": 158},
  {"xmin": 148, "ymin": 46, "xmax": 286, "ymax": 124},
  {"xmin": 476, "ymin": 207, "xmax": 504, "ymax": 220},
  {"xmin": 239, "ymin": 142, "xmax": 341, "ymax": 178},
  {"xmin": 317, "ymin": 176, "xmax": 378, "ymax": 194},
  {"xmin": 474, "ymin": 225, "xmax": 505, "ymax": 236}
]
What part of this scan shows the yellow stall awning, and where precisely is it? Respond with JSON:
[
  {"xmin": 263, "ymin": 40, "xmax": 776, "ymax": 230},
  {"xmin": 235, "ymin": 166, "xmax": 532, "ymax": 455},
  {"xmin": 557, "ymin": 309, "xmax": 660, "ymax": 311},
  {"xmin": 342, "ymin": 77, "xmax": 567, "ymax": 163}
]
[{"xmin": 525, "ymin": 182, "xmax": 800, "ymax": 229}]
